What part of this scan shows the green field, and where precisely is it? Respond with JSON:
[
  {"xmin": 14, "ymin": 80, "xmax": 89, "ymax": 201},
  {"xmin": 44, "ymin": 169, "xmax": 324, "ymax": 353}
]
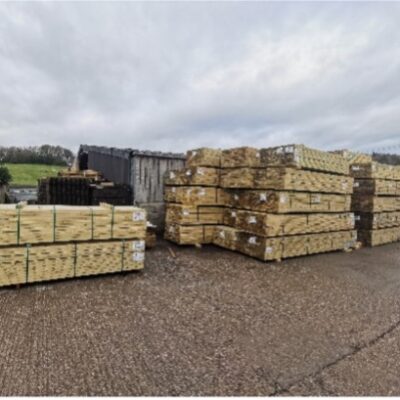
[{"xmin": 5, "ymin": 163, "xmax": 64, "ymax": 187}]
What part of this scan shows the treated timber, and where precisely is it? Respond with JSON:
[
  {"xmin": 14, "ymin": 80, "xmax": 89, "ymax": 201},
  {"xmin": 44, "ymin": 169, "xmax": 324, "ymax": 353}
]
[
  {"xmin": 165, "ymin": 167, "xmax": 220, "ymax": 187},
  {"xmin": 0, "ymin": 239, "xmax": 145, "ymax": 288},
  {"xmin": 165, "ymin": 204, "xmax": 224, "ymax": 225},
  {"xmin": 186, "ymin": 148, "xmax": 221, "ymax": 168},
  {"xmin": 351, "ymin": 195, "xmax": 400, "ymax": 212},
  {"xmin": 260, "ymin": 144, "xmax": 350, "ymax": 175},
  {"xmin": 350, "ymin": 162, "xmax": 400, "ymax": 180},
  {"xmin": 164, "ymin": 224, "xmax": 215, "ymax": 245},
  {"xmin": 221, "ymin": 147, "xmax": 261, "ymax": 168},
  {"xmin": 226, "ymin": 190, "xmax": 352, "ymax": 213},
  {"xmin": 358, "ymin": 228, "xmax": 400, "ymax": 247},
  {"xmin": 0, "ymin": 204, "xmax": 146, "ymax": 247},
  {"xmin": 353, "ymin": 179, "xmax": 400, "ymax": 196},
  {"xmin": 164, "ymin": 186, "xmax": 228, "ymax": 206},
  {"xmin": 355, "ymin": 211, "xmax": 400, "ymax": 230}
]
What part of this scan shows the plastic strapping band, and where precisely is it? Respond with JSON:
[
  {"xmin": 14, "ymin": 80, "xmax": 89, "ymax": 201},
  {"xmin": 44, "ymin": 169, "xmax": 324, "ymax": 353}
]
[
  {"xmin": 110, "ymin": 206, "xmax": 115, "ymax": 239},
  {"xmin": 73, "ymin": 243, "xmax": 77, "ymax": 277},
  {"xmin": 16, "ymin": 206, "xmax": 21, "ymax": 245},
  {"xmin": 121, "ymin": 240, "xmax": 125, "ymax": 271},
  {"xmin": 53, "ymin": 206, "xmax": 57, "ymax": 243},
  {"xmin": 25, "ymin": 244, "xmax": 30, "ymax": 283},
  {"xmin": 90, "ymin": 208, "xmax": 94, "ymax": 240}
]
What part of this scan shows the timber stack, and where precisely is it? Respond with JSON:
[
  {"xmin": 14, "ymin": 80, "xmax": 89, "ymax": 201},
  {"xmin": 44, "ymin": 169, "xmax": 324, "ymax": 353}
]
[
  {"xmin": 164, "ymin": 144, "xmax": 358, "ymax": 261},
  {"xmin": 0, "ymin": 203, "xmax": 146, "ymax": 288},
  {"xmin": 350, "ymin": 161, "xmax": 400, "ymax": 246}
]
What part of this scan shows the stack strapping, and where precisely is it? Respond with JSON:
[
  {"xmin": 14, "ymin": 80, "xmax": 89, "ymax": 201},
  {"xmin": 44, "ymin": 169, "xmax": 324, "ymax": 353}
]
[
  {"xmin": 165, "ymin": 145, "xmax": 358, "ymax": 261},
  {"xmin": 351, "ymin": 161, "xmax": 400, "ymax": 246},
  {"xmin": 0, "ymin": 204, "xmax": 146, "ymax": 288}
]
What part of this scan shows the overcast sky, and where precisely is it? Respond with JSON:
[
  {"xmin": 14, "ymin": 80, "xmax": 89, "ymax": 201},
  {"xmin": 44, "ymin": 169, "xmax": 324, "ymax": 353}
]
[{"xmin": 0, "ymin": 2, "xmax": 399, "ymax": 154}]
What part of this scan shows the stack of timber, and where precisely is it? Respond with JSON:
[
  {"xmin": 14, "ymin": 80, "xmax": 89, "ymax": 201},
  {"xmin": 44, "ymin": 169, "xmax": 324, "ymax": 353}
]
[
  {"xmin": 0, "ymin": 204, "xmax": 146, "ymax": 288},
  {"xmin": 351, "ymin": 161, "xmax": 400, "ymax": 246},
  {"xmin": 38, "ymin": 176, "xmax": 132, "ymax": 206},
  {"xmin": 164, "ymin": 148, "xmax": 225, "ymax": 245},
  {"xmin": 165, "ymin": 145, "xmax": 358, "ymax": 261}
]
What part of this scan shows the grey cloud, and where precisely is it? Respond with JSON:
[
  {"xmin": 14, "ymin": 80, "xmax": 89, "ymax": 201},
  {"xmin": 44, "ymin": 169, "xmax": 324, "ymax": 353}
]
[{"xmin": 0, "ymin": 2, "xmax": 400, "ymax": 153}]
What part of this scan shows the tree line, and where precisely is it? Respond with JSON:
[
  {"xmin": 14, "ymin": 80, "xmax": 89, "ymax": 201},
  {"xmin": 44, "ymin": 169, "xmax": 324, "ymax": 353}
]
[
  {"xmin": 0, "ymin": 145, "xmax": 75, "ymax": 166},
  {"xmin": 372, "ymin": 152, "xmax": 400, "ymax": 165}
]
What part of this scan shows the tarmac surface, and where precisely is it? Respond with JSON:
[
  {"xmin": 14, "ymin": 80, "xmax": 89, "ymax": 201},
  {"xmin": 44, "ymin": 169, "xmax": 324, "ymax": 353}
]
[{"xmin": 1, "ymin": 240, "xmax": 400, "ymax": 395}]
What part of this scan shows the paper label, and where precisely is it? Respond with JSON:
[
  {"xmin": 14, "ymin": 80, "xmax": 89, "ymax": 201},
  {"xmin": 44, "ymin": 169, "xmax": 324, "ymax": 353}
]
[
  {"xmin": 248, "ymin": 216, "xmax": 257, "ymax": 224},
  {"xmin": 172, "ymin": 187, "xmax": 176, "ymax": 193},
  {"xmin": 231, "ymin": 211, "xmax": 237, "ymax": 217},
  {"xmin": 265, "ymin": 247, "xmax": 273, "ymax": 254},
  {"xmin": 132, "ymin": 240, "xmax": 145, "ymax": 251},
  {"xmin": 352, "ymin": 166, "xmax": 360, "ymax": 171},
  {"xmin": 248, "ymin": 236, "xmax": 257, "ymax": 244},
  {"xmin": 234, "ymin": 194, "xmax": 239, "ymax": 201},
  {"xmin": 256, "ymin": 152, "xmax": 260, "ymax": 158},
  {"xmin": 197, "ymin": 168, "xmax": 205, "ymax": 175},
  {"xmin": 286, "ymin": 145, "xmax": 294, "ymax": 154},
  {"xmin": 353, "ymin": 182, "xmax": 359, "ymax": 188},
  {"xmin": 355, "ymin": 215, "xmax": 361, "ymax": 221},
  {"xmin": 311, "ymin": 195, "xmax": 321, "ymax": 204},
  {"xmin": 185, "ymin": 170, "xmax": 192, "ymax": 176},
  {"xmin": 198, "ymin": 189, "xmax": 205, "ymax": 196},
  {"xmin": 132, "ymin": 252, "xmax": 145, "ymax": 262},
  {"xmin": 259, "ymin": 193, "xmax": 267, "ymax": 202},
  {"xmin": 169, "ymin": 172, "xmax": 176, "ymax": 179},
  {"xmin": 183, "ymin": 210, "xmax": 190, "ymax": 216},
  {"xmin": 276, "ymin": 147, "xmax": 284, "ymax": 154},
  {"xmin": 219, "ymin": 230, "xmax": 225, "ymax": 238},
  {"xmin": 279, "ymin": 194, "xmax": 287, "ymax": 203},
  {"xmin": 133, "ymin": 211, "xmax": 145, "ymax": 221}
]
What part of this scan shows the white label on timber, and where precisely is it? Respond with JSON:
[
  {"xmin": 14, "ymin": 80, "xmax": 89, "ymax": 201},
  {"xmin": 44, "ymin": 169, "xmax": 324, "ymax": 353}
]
[
  {"xmin": 256, "ymin": 152, "xmax": 260, "ymax": 158},
  {"xmin": 248, "ymin": 236, "xmax": 257, "ymax": 244},
  {"xmin": 169, "ymin": 226, "xmax": 175, "ymax": 232},
  {"xmin": 198, "ymin": 189, "xmax": 205, "ymax": 196},
  {"xmin": 276, "ymin": 147, "xmax": 284, "ymax": 154},
  {"xmin": 259, "ymin": 193, "xmax": 267, "ymax": 202},
  {"xmin": 172, "ymin": 187, "xmax": 176, "ymax": 192},
  {"xmin": 279, "ymin": 194, "xmax": 287, "ymax": 203},
  {"xmin": 192, "ymin": 150, "xmax": 197, "ymax": 156},
  {"xmin": 342, "ymin": 181, "xmax": 348, "ymax": 188},
  {"xmin": 231, "ymin": 211, "xmax": 237, "ymax": 217},
  {"xmin": 234, "ymin": 194, "xmax": 239, "ymax": 201},
  {"xmin": 353, "ymin": 182, "xmax": 359, "ymax": 188},
  {"xmin": 170, "ymin": 172, "xmax": 176, "ymax": 179},
  {"xmin": 183, "ymin": 210, "xmax": 190, "ymax": 216},
  {"xmin": 248, "ymin": 216, "xmax": 257, "ymax": 224},
  {"xmin": 352, "ymin": 166, "xmax": 360, "ymax": 171},
  {"xmin": 219, "ymin": 230, "xmax": 225, "ymax": 238},
  {"xmin": 373, "ymin": 215, "xmax": 377, "ymax": 222},
  {"xmin": 185, "ymin": 170, "xmax": 192, "ymax": 176},
  {"xmin": 197, "ymin": 168, "xmax": 205, "ymax": 175},
  {"xmin": 133, "ymin": 211, "xmax": 145, "ymax": 221},
  {"xmin": 286, "ymin": 145, "xmax": 294, "ymax": 154},
  {"xmin": 355, "ymin": 215, "xmax": 360, "ymax": 221},
  {"xmin": 265, "ymin": 247, "xmax": 273, "ymax": 254},
  {"xmin": 311, "ymin": 195, "xmax": 321, "ymax": 204},
  {"xmin": 132, "ymin": 241, "xmax": 145, "ymax": 251},
  {"xmin": 132, "ymin": 252, "xmax": 145, "ymax": 262}
]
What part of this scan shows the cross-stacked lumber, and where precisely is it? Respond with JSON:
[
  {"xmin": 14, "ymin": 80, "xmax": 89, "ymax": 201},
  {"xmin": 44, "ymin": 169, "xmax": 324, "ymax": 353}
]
[
  {"xmin": 0, "ymin": 204, "xmax": 147, "ymax": 288},
  {"xmin": 351, "ymin": 160, "xmax": 400, "ymax": 246},
  {"xmin": 165, "ymin": 145, "xmax": 357, "ymax": 260}
]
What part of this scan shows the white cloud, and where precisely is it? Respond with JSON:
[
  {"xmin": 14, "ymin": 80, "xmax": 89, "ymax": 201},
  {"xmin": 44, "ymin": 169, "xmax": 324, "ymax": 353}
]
[{"xmin": 0, "ymin": 2, "xmax": 399, "ymax": 154}]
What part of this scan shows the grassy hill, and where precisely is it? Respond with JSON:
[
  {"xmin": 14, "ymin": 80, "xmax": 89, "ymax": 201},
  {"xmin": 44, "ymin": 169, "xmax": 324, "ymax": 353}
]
[{"xmin": 5, "ymin": 163, "xmax": 64, "ymax": 187}]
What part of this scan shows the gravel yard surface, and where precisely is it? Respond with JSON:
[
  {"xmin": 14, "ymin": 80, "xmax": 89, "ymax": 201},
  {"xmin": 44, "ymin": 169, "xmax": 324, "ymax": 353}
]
[{"xmin": 1, "ymin": 240, "xmax": 400, "ymax": 395}]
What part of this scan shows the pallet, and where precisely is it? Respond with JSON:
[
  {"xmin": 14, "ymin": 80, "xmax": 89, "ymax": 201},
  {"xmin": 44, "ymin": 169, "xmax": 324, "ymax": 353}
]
[
  {"xmin": 226, "ymin": 210, "xmax": 354, "ymax": 237},
  {"xmin": 164, "ymin": 224, "xmax": 216, "ymax": 245},
  {"xmin": 220, "ymin": 167, "xmax": 354, "ymax": 193},
  {"xmin": 0, "ymin": 239, "xmax": 145, "ymax": 288},
  {"xmin": 0, "ymin": 204, "xmax": 146, "ymax": 246},
  {"xmin": 260, "ymin": 144, "xmax": 350, "ymax": 175},
  {"xmin": 225, "ymin": 190, "xmax": 352, "ymax": 213},
  {"xmin": 166, "ymin": 204, "xmax": 224, "ymax": 225},
  {"xmin": 165, "ymin": 167, "xmax": 220, "ymax": 187}
]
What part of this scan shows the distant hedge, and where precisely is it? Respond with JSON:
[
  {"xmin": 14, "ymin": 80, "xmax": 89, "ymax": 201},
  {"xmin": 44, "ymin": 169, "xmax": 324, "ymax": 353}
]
[
  {"xmin": 0, "ymin": 145, "xmax": 74, "ymax": 166},
  {"xmin": 0, "ymin": 165, "xmax": 12, "ymax": 185}
]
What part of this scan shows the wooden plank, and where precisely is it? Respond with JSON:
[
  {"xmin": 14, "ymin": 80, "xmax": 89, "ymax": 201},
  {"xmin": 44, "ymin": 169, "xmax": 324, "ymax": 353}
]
[
  {"xmin": 186, "ymin": 148, "xmax": 221, "ymax": 167},
  {"xmin": 353, "ymin": 178, "xmax": 399, "ymax": 196},
  {"xmin": 351, "ymin": 195, "xmax": 400, "ymax": 212},
  {"xmin": 225, "ymin": 190, "xmax": 352, "ymax": 213},
  {"xmin": 355, "ymin": 211, "xmax": 400, "ymax": 230},
  {"xmin": 165, "ymin": 204, "xmax": 224, "ymax": 225},
  {"xmin": 164, "ymin": 186, "xmax": 228, "ymax": 206},
  {"xmin": 221, "ymin": 147, "xmax": 261, "ymax": 168},
  {"xmin": 165, "ymin": 167, "xmax": 220, "ymax": 187},
  {"xmin": 330, "ymin": 150, "xmax": 372, "ymax": 164},
  {"xmin": 212, "ymin": 225, "xmax": 239, "ymax": 251},
  {"xmin": 260, "ymin": 144, "xmax": 350, "ymax": 175},
  {"xmin": 350, "ymin": 162, "xmax": 400, "ymax": 180},
  {"xmin": 358, "ymin": 228, "xmax": 400, "ymax": 246}
]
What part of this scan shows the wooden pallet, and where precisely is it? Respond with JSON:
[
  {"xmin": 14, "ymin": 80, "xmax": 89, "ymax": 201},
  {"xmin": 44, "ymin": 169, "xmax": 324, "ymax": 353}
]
[
  {"xmin": 225, "ymin": 190, "xmax": 352, "ymax": 213},
  {"xmin": 221, "ymin": 147, "xmax": 261, "ymax": 168},
  {"xmin": 164, "ymin": 224, "xmax": 216, "ymax": 245},
  {"xmin": 355, "ymin": 211, "xmax": 400, "ymax": 230},
  {"xmin": 0, "ymin": 204, "xmax": 146, "ymax": 247},
  {"xmin": 357, "ymin": 228, "xmax": 400, "ymax": 247},
  {"xmin": 350, "ymin": 162, "xmax": 400, "ymax": 180},
  {"xmin": 260, "ymin": 144, "xmax": 350, "ymax": 175},
  {"xmin": 164, "ymin": 186, "xmax": 228, "ymax": 206},
  {"xmin": 220, "ymin": 167, "xmax": 354, "ymax": 193},
  {"xmin": 186, "ymin": 148, "xmax": 221, "ymax": 168},
  {"xmin": 166, "ymin": 204, "xmax": 224, "ymax": 225},
  {"xmin": 213, "ymin": 229, "xmax": 357, "ymax": 261},
  {"xmin": 351, "ymin": 195, "xmax": 400, "ymax": 212},
  {"xmin": 165, "ymin": 167, "xmax": 220, "ymax": 187},
  {"xmin": 0, "ymin": 239, "xmax": 145, "ymax": 288},
  {"xmin": 227, "ymin": 210, "xmax": 354, "ymax": 237},
  {"xmin": 353, "ymin": 178, "xmax": 399, "ymax": 196}
]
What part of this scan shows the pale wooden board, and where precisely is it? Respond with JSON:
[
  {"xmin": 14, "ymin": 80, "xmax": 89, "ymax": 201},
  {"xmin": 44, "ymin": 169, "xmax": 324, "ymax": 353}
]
[
  {"xmin": 164, "ymin": 224, "xmax": 215, "ymax": 245},
  {"xmin": 0, "ymin": 240, "xmax": 145, "ymax": 288},
  {"xmin": 358, "ymin": 227, "xmax": 400, "ymax": 247},
  {"xmin": 355, "ymin": 211, "xmax": 400, "ymax": 230},
  {"xmin": 221, "ymin": 147, "xmax": 261, "ymax": 168},
  {"xmin": 165, "ymin": 204, "xmax": 225, "ymax": 225},
  {"xmin": 353, "ymin": 178, "xmax": 400, "ymax": 196},
  {"xmin": 350, "ymin": 162, "xmax": 400, "ymax": 180},
  {"xmin": 165, "ymin": 167, "xmax": 220, "ymax": 187},
  {"xmin": 351, "ymin": 194, "xmax": 400, "ymax": 212},
  {"xmin": 164, "ymin": 186, "xmax": 228, "ymax": 206},
  {"xmin": 186, "ymin": 148, "xmax": 221, "ymax": 168}
]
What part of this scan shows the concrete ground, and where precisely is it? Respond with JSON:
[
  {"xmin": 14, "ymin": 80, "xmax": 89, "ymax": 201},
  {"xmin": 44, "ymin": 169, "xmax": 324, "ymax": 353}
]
[{"xmin": 1, "ymin": 240, "xmax": 400, "ymax": 396}]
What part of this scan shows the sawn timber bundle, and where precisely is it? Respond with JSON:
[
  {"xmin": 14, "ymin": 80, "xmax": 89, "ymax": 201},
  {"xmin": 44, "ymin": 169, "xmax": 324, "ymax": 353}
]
[{"xmin": 164, "ymin": 144, "xmax": 357, "ymax": 260}]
